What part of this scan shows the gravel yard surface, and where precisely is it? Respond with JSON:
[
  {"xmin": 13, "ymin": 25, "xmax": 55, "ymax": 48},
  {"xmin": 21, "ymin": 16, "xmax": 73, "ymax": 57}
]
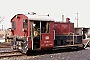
[{"xmin": 0, "ymin": 48, "xmax": 90, "ymax": 60}]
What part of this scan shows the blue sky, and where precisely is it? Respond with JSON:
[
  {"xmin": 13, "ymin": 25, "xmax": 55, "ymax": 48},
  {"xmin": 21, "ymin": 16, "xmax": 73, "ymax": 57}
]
[{"xmin": 0, "ymin": 0, "xmax": 90, "ymax": 29}]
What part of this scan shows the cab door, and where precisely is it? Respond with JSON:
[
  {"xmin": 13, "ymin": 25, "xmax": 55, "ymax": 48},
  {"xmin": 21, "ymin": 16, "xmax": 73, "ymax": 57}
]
[
  {"xmin": 31, "ymin": 21, "xmax": 54, "ymax": 50},
  {"xmin": 31, "ymin": 21, "xmax": 41, "ymax": 50},
  {"xmin": 40, "ymin": 21, "xmax": 54, "ymax": 49}
]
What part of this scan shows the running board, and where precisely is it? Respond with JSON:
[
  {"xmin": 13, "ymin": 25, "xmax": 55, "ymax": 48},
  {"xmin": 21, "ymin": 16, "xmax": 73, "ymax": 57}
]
[
  {"xmin": 33, "ymin": 48, "xmax": 41, "ymax": 50},
  {"xmin": 53, "ymin": 44, "xmax": 83, "ymax": 49}
]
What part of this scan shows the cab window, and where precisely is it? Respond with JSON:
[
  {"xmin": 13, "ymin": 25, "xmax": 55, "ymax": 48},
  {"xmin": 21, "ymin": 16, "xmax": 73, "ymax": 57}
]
[
  {"xmin": 23, "ymin": 19, "xmax": 28, "ymax": 28},
  {"xmin": 12, "ymin": 21, "xmax": 16, "ymax": 30},
  {"xmin": 41, "ymin": 21, "xmax": 49, "ymax": 33}
]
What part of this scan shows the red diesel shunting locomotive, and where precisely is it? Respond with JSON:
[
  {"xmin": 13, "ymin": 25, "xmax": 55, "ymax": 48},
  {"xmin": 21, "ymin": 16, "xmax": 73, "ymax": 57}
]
[{"xmin": 7, "ymin": 12, "xmax": 83, "ymax": 54}]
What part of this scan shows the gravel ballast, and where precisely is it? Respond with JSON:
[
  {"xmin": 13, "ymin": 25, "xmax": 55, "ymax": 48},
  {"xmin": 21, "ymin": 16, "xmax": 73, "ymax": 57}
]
[{"xmin": 0, "ymin": 48, "xmax": 90, "ymax": 60}]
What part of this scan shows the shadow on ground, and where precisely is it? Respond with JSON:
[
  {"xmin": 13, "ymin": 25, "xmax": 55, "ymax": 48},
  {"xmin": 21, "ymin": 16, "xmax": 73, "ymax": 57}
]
[{"xmin": 26, "ymin": 47, "xmax": 84, "ymax": 56}]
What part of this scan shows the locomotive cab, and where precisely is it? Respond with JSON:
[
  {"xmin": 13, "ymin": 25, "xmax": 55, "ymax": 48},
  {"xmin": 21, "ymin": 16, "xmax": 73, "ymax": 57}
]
[
  {"xmin": 30, "ymin": 21, "xmax": 50, "ymax": 50},
  {"xmin": 9, "ymin": 13, "xmax": 54, "ymax": 53}
]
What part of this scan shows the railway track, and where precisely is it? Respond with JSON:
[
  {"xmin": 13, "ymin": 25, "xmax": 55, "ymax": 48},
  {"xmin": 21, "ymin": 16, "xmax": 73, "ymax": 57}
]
[
  {"xmin": 0, "ymin": 51, "xmax": 24, "ymax": 58},
  {"xmin": 0, "ymin": 42, "xmax": 24, "ymax": 58},
  {"xmin": 0, "ymin": 48, "xmax": 24, "ymax": 58},
  {"xmin": 0, "ymin": 42, "xmax": 11, "ymax": 48}
]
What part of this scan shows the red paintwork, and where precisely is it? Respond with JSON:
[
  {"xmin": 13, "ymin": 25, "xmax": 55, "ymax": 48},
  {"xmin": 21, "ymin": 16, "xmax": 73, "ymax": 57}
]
[
  {"xmin": 11, "ymin": 14, "xmax": 54, "ymax": 50},
  {"xmin": 11, "ymin": 14, "xmax": 32, "ymax": 49},
  {"xmin": 54, "ymin": 22, "xmax": 74, "ymax": 35},
  {"xmin": 66, "ymin": 18, "xmax": 70, "ymax": 23},
  {"xmin": 40, "ymin": 22, "xmax": 54, "ymax": 49},
  {"xmin": 11, "ymin": 14, "xmax": 28, "ymax": 36},
  {"xmin": 27, "ymin": 20, "xmax": 32, "ymax": 49},
  {"xmin": 10, "ymin": 14, "xmax": 75, "ymax": 50},
  {"xmin": 28, "ymin": 37, "xmax": 32, "ymax": 49}
]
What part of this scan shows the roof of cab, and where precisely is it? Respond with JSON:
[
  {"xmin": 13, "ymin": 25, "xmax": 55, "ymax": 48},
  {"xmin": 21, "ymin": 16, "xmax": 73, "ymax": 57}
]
[
  {"xmin": 25, "ymin": 14, "xmax": 54, "ymax": 21},
  {"xmin": 11, "ymin": 14, "xmax": 54, "ymax": 22}
]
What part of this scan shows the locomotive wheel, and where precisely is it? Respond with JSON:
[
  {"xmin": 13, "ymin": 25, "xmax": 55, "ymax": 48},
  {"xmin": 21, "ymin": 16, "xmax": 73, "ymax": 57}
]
[
  {"xmin": 11, "ymin": 39, "xmax": 17, "ymax": 51},
  {"xmin": 21, "ymin": 40, "xmax": 28, "ymax": 54}
]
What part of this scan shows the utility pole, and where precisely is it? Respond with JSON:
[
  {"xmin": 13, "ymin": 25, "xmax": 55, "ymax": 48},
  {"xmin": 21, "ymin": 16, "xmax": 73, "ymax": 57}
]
[
  {"xmin": 2, "ymin": 25, "xmax": 3, "ymax": 30},
  {"xmin": 0, "ymin": 16, "xmax": 5, "ymax": 30},
  {"xmin": 76, "ymin": 12, "xmax": 78, "ymax": 28}
]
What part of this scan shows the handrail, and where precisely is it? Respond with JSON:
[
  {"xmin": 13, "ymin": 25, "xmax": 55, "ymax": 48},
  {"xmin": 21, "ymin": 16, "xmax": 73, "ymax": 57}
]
[
  {"xmin": 84, "ymin": 38, "xmax": 90, "ymax": 48},
  {"xmin": 73, "ymin": 33, "xmax": 74, "ymax": 45}
]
